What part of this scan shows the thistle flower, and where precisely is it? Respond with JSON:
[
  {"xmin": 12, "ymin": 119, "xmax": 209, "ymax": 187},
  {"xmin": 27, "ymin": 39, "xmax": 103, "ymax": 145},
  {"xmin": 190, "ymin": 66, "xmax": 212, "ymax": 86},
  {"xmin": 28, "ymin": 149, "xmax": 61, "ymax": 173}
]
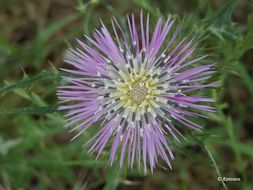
[{"xmin": 58, "ymin": 12, "xmax": 216, "ymax": 173}]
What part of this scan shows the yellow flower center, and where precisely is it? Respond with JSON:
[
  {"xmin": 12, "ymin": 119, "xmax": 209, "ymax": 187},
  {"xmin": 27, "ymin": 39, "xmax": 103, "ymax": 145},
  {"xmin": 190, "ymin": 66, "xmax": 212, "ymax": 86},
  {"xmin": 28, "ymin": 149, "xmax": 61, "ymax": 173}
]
[
  {"xmin": 129, "ymin": 83, "xmax": 148, "ymax": 104},
  {"xmin": 103, "ymin": 56, "xmax": 169, "ymax": 121}
]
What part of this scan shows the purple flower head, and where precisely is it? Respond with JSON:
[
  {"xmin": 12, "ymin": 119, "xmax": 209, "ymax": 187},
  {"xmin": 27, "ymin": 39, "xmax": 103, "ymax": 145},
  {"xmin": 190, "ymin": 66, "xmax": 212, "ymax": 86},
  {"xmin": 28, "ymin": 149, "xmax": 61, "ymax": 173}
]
[{"xmin": 57, "ymin": 12, "xmax": 216, "ymax": 174}]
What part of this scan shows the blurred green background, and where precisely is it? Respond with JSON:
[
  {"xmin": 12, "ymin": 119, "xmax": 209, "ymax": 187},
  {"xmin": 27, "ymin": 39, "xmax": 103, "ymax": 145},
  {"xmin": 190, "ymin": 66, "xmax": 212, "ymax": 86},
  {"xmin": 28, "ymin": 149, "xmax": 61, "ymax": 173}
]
[{"xmin": 0, "ymin": 0, "xmax": 253, "ymax": 189}]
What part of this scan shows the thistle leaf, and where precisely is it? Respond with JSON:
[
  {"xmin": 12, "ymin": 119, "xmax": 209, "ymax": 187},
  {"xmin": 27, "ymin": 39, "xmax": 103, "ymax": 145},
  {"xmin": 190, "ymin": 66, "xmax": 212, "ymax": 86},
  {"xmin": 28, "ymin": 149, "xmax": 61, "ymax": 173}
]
[
  {"xmin": 1, "ymin": 106, "xmax": 59, "ymax": 115},
  {"xmin": 0, "ymin": 71, "xmax": 58, "ymax": 97}
]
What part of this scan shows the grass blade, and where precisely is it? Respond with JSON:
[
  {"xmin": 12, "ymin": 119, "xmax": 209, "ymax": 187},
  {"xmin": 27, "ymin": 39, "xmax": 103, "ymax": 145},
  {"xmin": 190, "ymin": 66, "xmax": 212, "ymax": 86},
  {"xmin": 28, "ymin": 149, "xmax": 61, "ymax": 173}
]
[
  {"xmin": 103, "ymin": 164, "xmax": 121, "ymax": 190},
  {"xmin": 205, "ymin": 145, "xmax": 228, "ymax": 190}
]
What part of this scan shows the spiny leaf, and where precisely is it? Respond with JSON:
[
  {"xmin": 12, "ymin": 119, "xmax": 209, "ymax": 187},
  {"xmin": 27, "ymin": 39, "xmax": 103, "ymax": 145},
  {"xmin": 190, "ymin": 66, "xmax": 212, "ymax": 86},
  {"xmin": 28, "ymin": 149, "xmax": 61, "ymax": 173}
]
[
  {"xmin": 207, "ymin": 0, "xmax": 238, "ymax": 26},
  {"xmin": 1, "ymin": 106, "xmax": 59, "ymax": 115},
  {"xmin": 0, "ymin": 71, "xmax": 59, "ymax": 97},
  {"xmin": 202, "ymin": 0, "xmax": 239, "ymax": 40},
  {"xmin": 234, "ymin": 13, "xmax": 253, "ymax": 57}
]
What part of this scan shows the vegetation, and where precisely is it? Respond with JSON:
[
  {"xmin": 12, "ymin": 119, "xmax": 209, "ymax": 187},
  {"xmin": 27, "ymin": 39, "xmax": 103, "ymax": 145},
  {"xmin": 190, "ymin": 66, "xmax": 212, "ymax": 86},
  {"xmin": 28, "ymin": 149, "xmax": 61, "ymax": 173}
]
[{"xmin": 0, "ymin": 0, "xmax": 252, "ymax": 189}]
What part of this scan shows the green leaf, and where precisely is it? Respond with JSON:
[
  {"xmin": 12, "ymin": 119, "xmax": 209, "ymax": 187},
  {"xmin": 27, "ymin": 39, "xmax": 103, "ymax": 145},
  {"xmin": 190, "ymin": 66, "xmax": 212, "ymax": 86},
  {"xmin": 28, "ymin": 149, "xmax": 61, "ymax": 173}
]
[
  {"xmin": 64, "ymin": 160, "xmax": 107, "ymax": 168},
  {"xmin": 229, "ymin": 13, "xmax": 253, "ymax": 61},
  {"xmin": 0, "ymin": 71, "xmax": 58, "ymax": 97},
  {"xmin": 243, "ymin": 13, "xmax": 253, "ymax": 50},
  {"xmin": 33, "ymin": 14, "xmax": 78, "ymax": 66},
  {"xmin": 237, "ymin": 63, "xmax": 253, "ymax": 97},
  {"xmin": 132, "ymin": 0, "xmax": 158, "ymax": 17},
  {"xmin": 35, "ymin": 14, "xmax": 78, "ymax": 48},
  {"xmin": 2, "ymin": 106, "xmax": 58, "ymax": 115},
  {"xmin": 103, "ymin": 164, "xmax": 121, "ymax": 190},
  {"xmin": 0, "ymin": 137, "xmax": 22, "ymax": 155},
  {"xmin": 202, "ymin": 0, "xmax": 239, "ymax": 40},
  {"xmin": 207, "ymin": 0, "xmax": 238, "ymax": 26},
  {"xmin": 234, "ymin": 143, "xmax": 253, "ymax": 158},
  {"xmin": 0, "ymin": 37, "xmax": 16, "ymax": 56}
]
